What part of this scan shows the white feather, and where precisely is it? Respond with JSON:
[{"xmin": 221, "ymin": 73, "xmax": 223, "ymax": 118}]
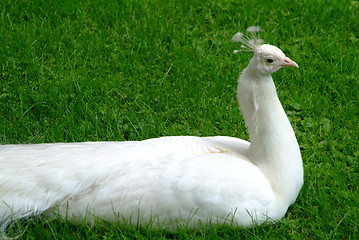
[
  {"xmin": 231, "ymin": 32, "xmax": 244, "ymax": 42},
  {"xmin": 0, "ymin": 32, "xmax": 303, "ymax": 231}
]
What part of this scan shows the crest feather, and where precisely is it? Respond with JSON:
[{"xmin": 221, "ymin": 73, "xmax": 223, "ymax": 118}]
[{"xmin": 232, "ymin": 26, "xmax": 263, "ymax": 53}]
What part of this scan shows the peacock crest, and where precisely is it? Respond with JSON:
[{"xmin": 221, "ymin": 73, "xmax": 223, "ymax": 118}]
[{"xmin": 232, "ymin": 26, "xmax": 263, "ymax": 53}]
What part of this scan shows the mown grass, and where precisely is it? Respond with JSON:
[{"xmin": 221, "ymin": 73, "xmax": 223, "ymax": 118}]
[{"xmin": 0, "ymin": 0, "xmax": 358, "ymax": 239}]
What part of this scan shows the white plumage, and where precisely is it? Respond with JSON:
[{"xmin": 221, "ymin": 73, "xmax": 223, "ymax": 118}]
[{"xmin": 0, "ymin": 27, "xmax": 303, "ymax": 233}]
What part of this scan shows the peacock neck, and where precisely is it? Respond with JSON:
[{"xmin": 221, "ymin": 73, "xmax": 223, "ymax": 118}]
[{"xmin": 237, "ymin": 67, "xmax": 303, "ymax": 204}]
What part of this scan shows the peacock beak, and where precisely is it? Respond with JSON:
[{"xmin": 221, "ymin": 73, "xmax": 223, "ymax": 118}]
[{"xmin": 281, "ymin": 57, "xmax": 299, "ymax": 68}]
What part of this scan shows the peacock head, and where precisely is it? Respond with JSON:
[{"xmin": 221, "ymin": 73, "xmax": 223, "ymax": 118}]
[{"xmin": 232, "ymin": 26, "xmax": 298, "ymax": 75}]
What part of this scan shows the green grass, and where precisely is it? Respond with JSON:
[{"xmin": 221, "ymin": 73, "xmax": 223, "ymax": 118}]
[{"xmin": 0, "ymin": 0, "xmax": 358, "ymax": 239}]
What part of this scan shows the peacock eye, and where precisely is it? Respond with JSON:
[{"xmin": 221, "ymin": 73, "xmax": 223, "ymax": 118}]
[{"xmin": 266, "ymin": 58, "xmax": 274, "ymax": 63}]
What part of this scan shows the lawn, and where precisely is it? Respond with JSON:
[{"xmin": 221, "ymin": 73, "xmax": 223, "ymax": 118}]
[{"xmin": 0, "ymin": 0, "xmax": 358, "ymax": 239}]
